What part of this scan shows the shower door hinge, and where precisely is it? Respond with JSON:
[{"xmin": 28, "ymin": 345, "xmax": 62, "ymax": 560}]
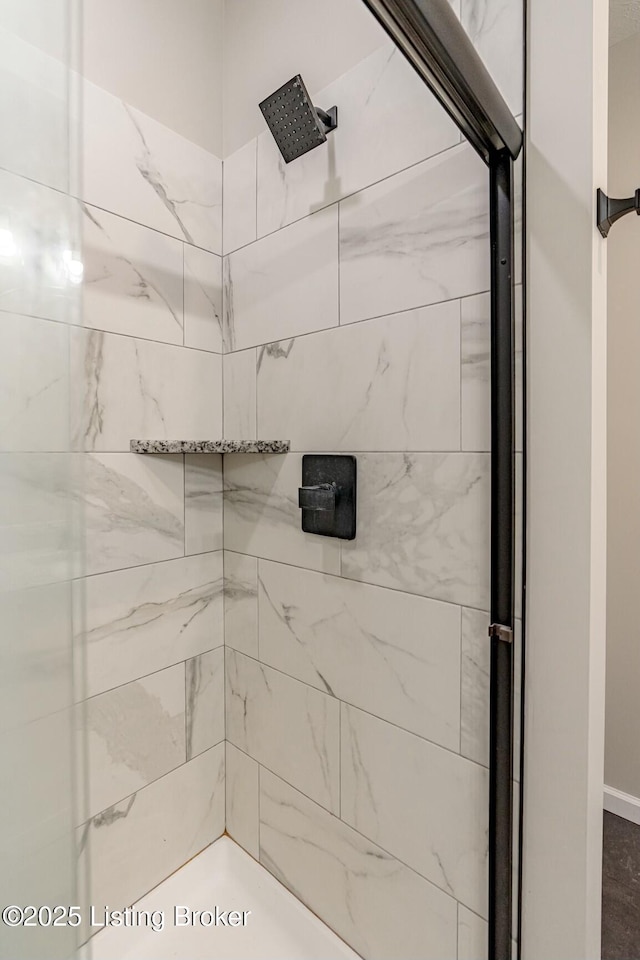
[{"xmin": 488, "ymin": 623, "xmax": 513, "ymax": 643}]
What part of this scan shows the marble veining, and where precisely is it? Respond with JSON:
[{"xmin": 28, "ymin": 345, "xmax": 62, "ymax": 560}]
[
  {"xmin": 461, "ymin": 0, "xmax": 524, "ymax": 115},
  {"xmin": 184, "ymin": 244, "xmax": 223, "ymax": 353},
  {"xmin": 82, "ymin": 744, "xmax": 225, "ymax": 914},
  {"xmin": 256, "ymin": 43, "xmax": 459, "ymax": 237},
  {"xmin": 223, "ymin": 454, "xmax": 340, "ymax": 574},
  {"xmin": 223, "ymin": 206, "xmax": 339, "ymax": 352},
  {"xmin": 186, "ymin": 648, "xmax": 225, "ymax": 760},
  {"xmin": 71, "ymin": 329, "xmax": 222, "ymax": 452},
  {"xmin": 131, "ymin": 439, "xmax": 289, "ymax": 454},
  {"xmin": 76, "ymin": 552, "xmax": 224, "ymax": 699},
  {"xmin": 184, "ymin": 455, "xmax": 223, "ymax": 555},
  {"xmin": 83, "ymin": 80, "xmax": 222, "ymax": 254},
  {"xmin": 256, "ymin": 302, "xmax": 461, "ymax": 452},
  {"xmin": 258, "ymin": 559, "xmax": 461, "ymax": 750},
  {"xmin": 339, "ymin": 143, "xmax": 489, "ymax": 326},
  {"xmin": 226, "ymin": 649, "xmax": 340, "ymax": 813},
  {"xmin": 226, "ymin": 743, "xmax": 260, "ymax": 859},
  {"xmin": 342, "ymin": 453, "xmax": 490, "ymax": 609},
  {"xmin": 83, "ymin": 453, "xmax": 184, "ymax": 576},
  {"xmin": 259, "ymin": 769, "xmax": 458, "ymax": 960},
  {"xmin": 341, "ymin": 704, "xmax": 489, "ymax": 917},
  {"xmin": 84, "ymin": 664, "xmax": 186, "ymax": 819},
  {"xmin": 224, "ymin": 552, "xmax": 259, "ymax": 658},
  {"xmin": 81, "ymin": 203, "xmax": 184, "ymax": 345}
]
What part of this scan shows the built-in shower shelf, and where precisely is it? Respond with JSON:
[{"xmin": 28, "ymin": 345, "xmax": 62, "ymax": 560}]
[{"xmin": 130, "ymin": 439, "xmax": 290, "ymax": 454}]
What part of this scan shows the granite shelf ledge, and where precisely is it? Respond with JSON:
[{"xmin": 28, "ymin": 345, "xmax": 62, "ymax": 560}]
[{"xmin": 130, "ymin": 439, "xmax": 290, "ymax": 454}]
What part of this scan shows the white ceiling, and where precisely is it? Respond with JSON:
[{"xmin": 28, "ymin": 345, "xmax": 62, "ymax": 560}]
[{"xmin": 610, "ymin": 0, "xmax": 640, "ymax": 45}]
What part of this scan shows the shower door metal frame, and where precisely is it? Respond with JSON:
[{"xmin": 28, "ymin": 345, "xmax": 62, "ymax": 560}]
[{"xmin": 359, "ymin": 2, "xmax": 523, "ymax": 958}]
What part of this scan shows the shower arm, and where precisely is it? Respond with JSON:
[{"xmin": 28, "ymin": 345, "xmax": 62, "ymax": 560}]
[{"xmin": 597, "ymin": 187, "xmax": 640, "ymax": 238}]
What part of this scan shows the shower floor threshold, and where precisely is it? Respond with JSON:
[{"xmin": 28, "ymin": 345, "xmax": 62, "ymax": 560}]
[{"xmin": 89, "ymin": 835, "xmax": 360, "ymax": 960}]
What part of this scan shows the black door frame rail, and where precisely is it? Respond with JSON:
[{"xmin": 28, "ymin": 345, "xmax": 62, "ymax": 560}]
[{"xmin": 359, "ymin": 2, "xmax": 523, "ymax": 957}]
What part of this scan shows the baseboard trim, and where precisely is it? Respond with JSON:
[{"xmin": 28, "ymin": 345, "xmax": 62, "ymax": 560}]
[{"xmin": 604, "ymin": 785, "xmax": 640, "ymax": 825}]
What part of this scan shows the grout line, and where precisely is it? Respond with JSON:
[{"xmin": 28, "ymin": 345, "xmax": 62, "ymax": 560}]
[
  {"xmin": 184, "ymin": 659, "xmax": 189, "ymax": 762},
  {"xmin": 182, "ymin": 243, "xmax": 186, "ymax": 348},
  {"xmin": 230, "ymin": 741, "xmax": 469, "ymax": 915},
  {"xmin": 228, "ymin": 647, "xmax": 483, "ymax": 770},
  {"xmin": 183, "ymin": 453, "xmax": 187, "ymax": 556},
  {"xmin": 84, "ymin": 646, "xmax": 223, "ymax": 702},
  {"xmin": 220, "ymin": 288, "xmax": 494, "ymax": 355},
  {"xmin": 221, "ymin": 550, "xmax": 491, "ymax": 618},
  {"xmin": 74, "ymin": 547, "xmax": 223, "ymax": 582},
  {"xmin": 338, "ymin": 701, "xmax": 342, "ymax": 820},
  {"xmin": 257, "ymin": 761, "xmax": 261, "ymax": 859},
  {"xmin": 228, "ymin": 136, "xmax": 467, "ymax": 253},
  {"xmin": 79, "ymin": 739, "xmax": 225, "ymax": 831}
]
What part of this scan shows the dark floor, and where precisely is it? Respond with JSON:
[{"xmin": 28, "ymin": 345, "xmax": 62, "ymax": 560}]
[{"xmin": 602, "ymin": 811, "xmax": 640, "ymax": 959}]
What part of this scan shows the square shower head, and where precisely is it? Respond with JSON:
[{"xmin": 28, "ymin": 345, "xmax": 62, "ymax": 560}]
[{"xmin": 259, "ymin": 75, "xmax": 332, "ymax": 164}]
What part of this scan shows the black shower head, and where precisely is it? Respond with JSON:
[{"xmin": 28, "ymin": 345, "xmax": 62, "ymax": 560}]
[{"xmin": 259, "ymin": 75, "xmax": 338, "ymax": 164}]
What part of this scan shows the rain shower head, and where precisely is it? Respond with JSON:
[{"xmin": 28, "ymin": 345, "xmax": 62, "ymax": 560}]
[{"xmin": 259, "ymin": 75, "xmax": 338, "ymax": 164}]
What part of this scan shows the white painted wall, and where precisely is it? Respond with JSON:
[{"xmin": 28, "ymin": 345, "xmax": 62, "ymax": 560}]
[
  {"xmin": 82, "ymin": 0, "xmax": 224, "ymax": 155},
  {"xmin": 605, "ymin": 31, "xmax": 640, "ymax": 803},
  {"xmin": 522, "ymin": 0, "xmax": 608, "ymax": 956},
  {"xmin": 0, "ymin": 0, "xmax": 224, "ymax": 155},
  {"xmin": 221, "ymin": 0, "xmax": 387, "ymax": 156}
]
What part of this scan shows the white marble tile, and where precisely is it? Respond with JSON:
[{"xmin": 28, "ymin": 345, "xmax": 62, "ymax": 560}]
[
  {"xmin": 461, "ymin": 289, "xmax": 523, "ymax": 453},
  {"xmin": 1, "ymin": 581, "xmax": 73, "ymax": 728},
  {"xmin": 226, "ymin": 743, "xmax": 259, "ymax": 859},
  {"xmin": 91, "ymin": 835, "xmax": 360, "ymax": 960},
  {"xmin": 224, "ymin": 139, "xmax": 257, "ymax": 254},
  {"xmin": 460, "ymin": 0, "xmax": 524, "ymax": 116},
  {"xmin": 460, "ymin": 606, "xmax": 490, "ymax": 768},
  {"xmin": 257, "ymin": 44, "xmax": 459, "ymax": 238},
  {"xmin": 0, "ymin": 169, "xmax": 81, "ymax": 325},
  {"xmin": 0, "ymin": 313, "xmax": 69, "ymax": 452},
  {"xmin": 82, "ymin": 203, "xmax": 184, "ymax": 345},
  {"xmin": 339, "ymin": 143, "xmax": 489, "ymax": 325},
  {"xmin": 70, "ymin": 329, "xmax": 222, "ymax": 451},
  {"xmin": 184, "ymin": 243, "xmax": 223, "ymax": 352},
  {"xmin": 226, "ymin": 649, "xmax": 340, "ymax": 813},
  {"xmin": 342, "ymin": 453, "xmax": 490, "ymax": 609},
  {"xmin": 0, "ymin": 27, "xmax": 70, "ymax": 192},
  {"xmin": 184, "ymin": 454, "xmax": 223, "ymax": 555},
  {"xmin": 457, "ymin": 904, "xmax": 488, "ymax": 960},
  {"xmin": 83, "ymin": 663, "xmax": 185, "ymax": 819},
  {"xmin": 341, "ymin": 704, "xmax": 489, "ymax": 917},
  {"xmin": 223, "ymin": 454, "xmax": 341, "ymax": 575},
  {"xmin": 257, "ymin": 301, "xmax": 460, "ymax": 452},
  {"xmin": 224, "ymin": 206, "xmax": 338, "ymax": 351},
  {"xmin": 461, "ymin": 607, "xmax": 522, "ymax": 773},
  {"xmin": 76, "ymin": 552, "xmax": 223, "ymax": 699},
  {"xmin": 224, "ymin": 349, "xmax": 257, "ymax": 440},
  {"xmin": 258, "ymin": 560, "xmax": 461, "ymax": 750},
  {"xmin": 224, "ymin": 551, "xmax": 259, "ymax": 658},
  {"xmin": 186, "ymin": 647, "xmax": 225, "ymax": 759},
  {"xmin": 82, "ymin": 79, "xmax": 222, "ymax": 253},
  {"xmin": 82, "ymin": 743, "xmax": 225, "ymax": 912},
  {"xmin": 260, "ymin": 770, "xmax": 458, "ymax": 960},
  {"xmin": 0, "ymin": 451, "xmax": 81, "ymax": 592},
  {"xmin": 83, "ymin": 453, "xmax": 184, "ymax": 576}
]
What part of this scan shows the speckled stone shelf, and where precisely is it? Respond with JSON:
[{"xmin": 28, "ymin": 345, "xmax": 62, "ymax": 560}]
[{"xmin": 130, "ymin": 440, "xmax": 290, "ymax": 454}]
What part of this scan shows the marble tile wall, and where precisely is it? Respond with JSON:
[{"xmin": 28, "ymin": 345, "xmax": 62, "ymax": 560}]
[
  {"xmin": 0, "ymin": 27, "xmax": 82, "ymax": 960},
  {"xmin": 70, "ymin": 75, "xmax": 226, "ymax": 920},
  {"xmin": 222, "ymin": 12, "xmax": 524, "ymax": 958}
]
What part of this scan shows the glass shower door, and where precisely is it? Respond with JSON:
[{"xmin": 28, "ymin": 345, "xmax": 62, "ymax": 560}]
[{"xmin": 0, "ymin": 2, "xmax": 83, "ymax": 957}]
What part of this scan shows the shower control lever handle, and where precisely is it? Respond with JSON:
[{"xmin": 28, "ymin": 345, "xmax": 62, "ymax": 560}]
[{"xmin": 298, "ymin": 482, "xmax": 337, "ymax": 512}]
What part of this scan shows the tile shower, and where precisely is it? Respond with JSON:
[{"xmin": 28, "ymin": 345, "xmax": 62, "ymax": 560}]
[{"xmin": 0, "ymin": 2, "xmax": 524, "ymax": 959}]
